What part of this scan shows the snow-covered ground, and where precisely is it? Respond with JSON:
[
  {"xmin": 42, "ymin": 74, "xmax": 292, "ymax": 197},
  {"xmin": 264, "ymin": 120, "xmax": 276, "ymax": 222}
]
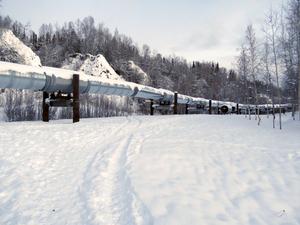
[{"xmin": 0, "ymin": 114, "xmax": 299, "ymax": 225}]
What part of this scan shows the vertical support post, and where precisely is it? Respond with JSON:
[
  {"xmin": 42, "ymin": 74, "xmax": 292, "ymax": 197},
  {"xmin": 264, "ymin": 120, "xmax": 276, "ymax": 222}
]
[
  {"xmin": 150, "ymin": 99, "xmax": 154, "ymax": 116},
  {"xmin": 42, "ymin": 91, "xmax": 49, "ymax": 122},
  {"xmin": 255, "ymin": 106, "xmax": 258, "ymax": 120},
  {"xmin": 209, "ymin": 100, "xmax": 212, "ymax": 114},
  {"xmin": 236, "ymin": 103, "xmax": 239, "ymax": 115},
  {"xmin": 185, "ymin": 104, "xmax": 189, "ymax": 114},
  {"xmin": 292, "ymin": 104, "xmax": 295, "ymax": 120},
  {"xmin": 174, "ymin": 92, "xmax": 178, "ymax": 115},
  {"xmin": 73, "ymin": 74, "xmax": 80, "ymax": 123}
]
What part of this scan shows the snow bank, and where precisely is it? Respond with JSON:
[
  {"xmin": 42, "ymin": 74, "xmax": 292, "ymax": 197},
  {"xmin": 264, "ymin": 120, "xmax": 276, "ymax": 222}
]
[
  {"xmin": 62, "ymin": 53, "xmax": 123, "ymax": 80},
  {"xmin": 0, "ymin": 114, "xmax": 299, "ymax": 225},
  {"xmin": 0, "ymin": 29, "xmax": 41, "ymax": 67}
]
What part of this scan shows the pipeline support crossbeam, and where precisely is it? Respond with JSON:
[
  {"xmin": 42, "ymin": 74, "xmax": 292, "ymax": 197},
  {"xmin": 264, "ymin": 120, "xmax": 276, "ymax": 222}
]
[{"xmin": 42, "ymin": 74, "xmax": 80, "ymax": 123}]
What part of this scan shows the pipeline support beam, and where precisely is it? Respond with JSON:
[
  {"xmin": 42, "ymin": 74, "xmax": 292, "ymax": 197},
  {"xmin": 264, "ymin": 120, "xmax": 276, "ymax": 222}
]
[
  {"xmin": 209, "ymin": 100, "xmax": 212, "ymax": 114},
  {"xmin": 174, "ymin": 92, "xmax": 178, "ymax": 115},
  {"xmin": 72, "ymin": 74, "xmax": 80, "ymax": 123},
  {"xmin": 150, "ymin": 99, "xmax": 154, "ymax": 116},
  {"xmin": 42, "ymin": 92, "xmax": 49, "ymax": 122}
]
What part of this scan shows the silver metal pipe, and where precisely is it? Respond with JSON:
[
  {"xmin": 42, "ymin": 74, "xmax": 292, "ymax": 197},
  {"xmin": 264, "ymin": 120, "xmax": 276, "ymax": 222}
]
[
  {"xmin": 0, "ymin": 62, "xmax": 46, "ymax": 91},
  {"xmin": 0, "ymin": 61, "xmax": 240, "ymax": 107}
]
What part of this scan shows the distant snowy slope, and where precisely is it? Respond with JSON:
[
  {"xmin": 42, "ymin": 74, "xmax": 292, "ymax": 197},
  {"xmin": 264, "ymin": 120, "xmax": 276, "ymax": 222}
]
[
  {"xmin": 62, "ymin": 53, "xmax": 123, "ymax": 80},
  {"xmin": 120, "ymin": 61, "xmax": 150, "ymax": 85},
  {"xmin": 0, "ymin": 29, "xmax": 41, "ymax": 67},
  {"xmin": 121, "ymin": 60, "xmax": 174, "ymax": 89}
]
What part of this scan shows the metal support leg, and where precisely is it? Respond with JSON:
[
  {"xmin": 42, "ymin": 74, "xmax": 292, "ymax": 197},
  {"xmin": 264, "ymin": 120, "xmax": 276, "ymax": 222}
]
[
  {"xmin": 150, "ymin": 99, "xmax": 154, "ymax": 116},
  {"xmin": 42, "ymin": 92, "xmax": 49, "ymax": 122},
  {"xmin": 174, "ymin": 92, "xmax": 178, "ymax": 115},
  {"xmin": 209, "ymin": 100, "xmax": 212, "ymax": 114},
  {"xmin": 73, "ymin": 74, "xmax": 80, "ymax": 123}
]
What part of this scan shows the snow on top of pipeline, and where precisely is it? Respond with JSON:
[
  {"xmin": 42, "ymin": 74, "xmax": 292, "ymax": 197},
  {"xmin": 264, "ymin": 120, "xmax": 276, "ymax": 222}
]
[
  {"xmin": 0, "ymin": 60, "xmax": 140, "ymax": 90},
  {"xmin": 0, "ymin": 29, "xmax": 42, "ymax": 67},
  {"xmin": 62, "ymin": 53, "xmax": 123, "ymax": 81}
]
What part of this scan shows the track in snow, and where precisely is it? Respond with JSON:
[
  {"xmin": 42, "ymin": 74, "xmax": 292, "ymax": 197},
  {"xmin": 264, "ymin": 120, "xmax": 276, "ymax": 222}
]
[
  {"xmin": 0, "ymin": 116, "xmax": 158, "ymax": 225},
  {"xmin": 79, "ymin": 117, "xmax": 153, "ymax": 225}
]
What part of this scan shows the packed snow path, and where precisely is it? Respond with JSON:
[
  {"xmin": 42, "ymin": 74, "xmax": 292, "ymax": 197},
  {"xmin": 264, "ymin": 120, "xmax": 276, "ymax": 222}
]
[{"xmin": 0, "ymin": 115, "xmax": 299, "ymax": 225}]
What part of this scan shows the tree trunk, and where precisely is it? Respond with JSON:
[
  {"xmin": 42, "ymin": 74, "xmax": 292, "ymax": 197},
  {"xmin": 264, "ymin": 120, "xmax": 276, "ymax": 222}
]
[
  {"xmin": 273, "ymin": 103, "xmax": 275, "ymax": 128},
  {"xmin": 297, "ymin": 0, "xmax": 300, "ymax": 120},
  {"xmin": 298, "ymin": 60, "xmax": 300, "ymax": 120}
]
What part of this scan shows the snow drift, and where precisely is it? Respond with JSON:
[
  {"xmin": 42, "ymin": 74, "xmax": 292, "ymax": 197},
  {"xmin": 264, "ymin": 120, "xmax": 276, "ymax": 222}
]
[{"xmin": 0, "ymin": 29, "xmax": 41, "ymax": 67}]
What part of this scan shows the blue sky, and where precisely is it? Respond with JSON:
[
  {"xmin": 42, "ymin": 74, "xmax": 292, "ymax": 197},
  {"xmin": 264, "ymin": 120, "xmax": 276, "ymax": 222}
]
[{"xmin": 1, "ymin": 0, "xmax": 283, "ymax": 69}]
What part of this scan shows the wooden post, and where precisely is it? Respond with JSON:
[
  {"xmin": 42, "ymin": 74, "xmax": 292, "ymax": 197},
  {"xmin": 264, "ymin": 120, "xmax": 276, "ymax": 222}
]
[
  {"xmin": 174, "ymin": 92, "xmax": 178, "ymax": 115},
  {"xmin": 185, "ymin": 104, "xmax": 189, "ymax": 114},
  {"xmin": 236, "ymin": 103, "xmax": 239, "ymax": 115},
  {"xmin": 209, "ymin": 100, "xmax": 212, "ymax": 114},
  {"xmin": 42, "ymin": 91, "xmax": 49, "ymax": 122},
  {"xmin": 150, "ymin": 99, "xmax": 154, "ymax": 116},
  {"xmin": 72, "ymin": 74, "xmax": 80, "ymax": 123}
]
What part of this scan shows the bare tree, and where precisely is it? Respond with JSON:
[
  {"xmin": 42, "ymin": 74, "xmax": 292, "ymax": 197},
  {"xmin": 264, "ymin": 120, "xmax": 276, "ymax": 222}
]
[
  {"xmin": 262, "ymin": 41, "xmax": 276, "ymax": 127},
  {"xmin": 295, "ymin": 0, "xmax": 300, "ymax": 120},
  {"xmin": 280, "ymin": 6, "xmax": 297, "ymax": 114},
  {"xmin": 264, "ymin": 9, "xmax": 282, "ymax": 129},
  {"xmin": 282, "ymin": 0, "xmax": 300, "ymax": 120},
  {"xmin": 245, "ymin": 25, "xmax": 260, "ymax": 124},
  {"xmin": 237, "ymin": 45, "xmax": 251, "ymax": 119}
]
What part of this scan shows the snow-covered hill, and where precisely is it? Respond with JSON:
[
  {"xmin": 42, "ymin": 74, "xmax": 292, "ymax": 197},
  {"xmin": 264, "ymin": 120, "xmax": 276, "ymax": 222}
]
[
  {"xmin": 0, "ymin": 114, "xmax": 299, "ymax": 225},
  {"xmin": 62, "ymin": 53, "xmax": 123, "ymax": 80},
  {"xmin": 0, "ymin": 29, "xmax": 41, "ymax": 67}
]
